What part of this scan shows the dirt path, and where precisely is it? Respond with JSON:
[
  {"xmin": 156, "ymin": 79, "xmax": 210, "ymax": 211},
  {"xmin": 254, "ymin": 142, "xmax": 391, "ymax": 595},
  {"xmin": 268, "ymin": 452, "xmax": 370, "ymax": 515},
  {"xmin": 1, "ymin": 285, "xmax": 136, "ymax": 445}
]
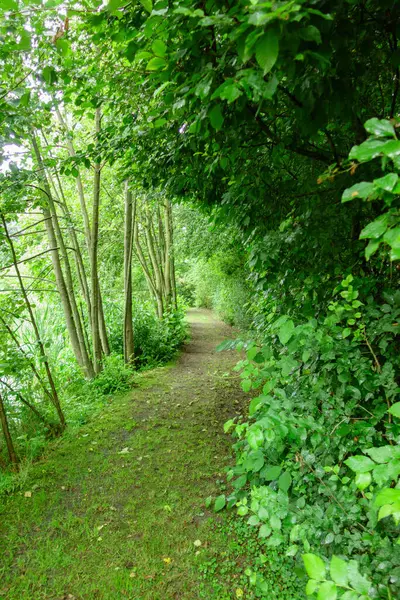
[{"xmin": 0, "ymin": 309, "xmax": 248, "ymax": 600}]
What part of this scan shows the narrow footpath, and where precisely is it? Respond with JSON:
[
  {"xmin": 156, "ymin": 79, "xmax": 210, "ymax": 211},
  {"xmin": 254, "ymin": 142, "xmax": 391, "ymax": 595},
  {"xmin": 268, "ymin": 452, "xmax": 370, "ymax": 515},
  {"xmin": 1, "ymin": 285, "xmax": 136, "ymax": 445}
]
[{"xmin": 0, "ymin": 309, "xmax": 248, "ymax": 600}]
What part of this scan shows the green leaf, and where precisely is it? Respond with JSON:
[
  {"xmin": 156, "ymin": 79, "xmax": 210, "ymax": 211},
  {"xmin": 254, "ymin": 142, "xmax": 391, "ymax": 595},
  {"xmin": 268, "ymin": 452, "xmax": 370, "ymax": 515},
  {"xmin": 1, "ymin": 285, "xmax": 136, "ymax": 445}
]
[
  {"xmin": 255, "ymin": 30, "xmax": 279, "ymax": 75},
  {"xmin": 383, "ymin": 227, "xmax": 400, "ymax": 249},
  {"xmin": 219, "ymin": 84, "xmax": 242, "ymax": 104},
  {"xmin": 140, "ymin": 0, "xmax": 153, "ymax": 12},
  {"xmin": 270, "ymin": 515, "xmax": 281, "ymax": 530},
  {"xmin": 373, "ymin": 172, "xmax": 398, "ymax": 191},
  {"xmin": 278, "ymin": 470, "xmax": 292, "ymax": 492},
  {"xmin": 342, "ymin": 182, "xmax": 374, "ymax": 203},
  {"xmin": 278, "ymin": 319, "xmax": 294, "ymax": 345},
  {"xmin": 241, "ymin": 378, "xmax": 252, "ymax": 392},
  {"xmin": 347, "ymin": 561, "xmax": 370, "ymax": 595},
  {"xmin": 330, "ymin": 556, "xmax": 348, "ymax": 587},
  {"xmin": 214, "ymin": 494, "xmax": 226, "ymax": 512},
  {"xmin": 359, "ymin": 215, "xmax": 388, "ymax": 240},
  {"xmin": 147, "ymin": 57, "xmax": 167, "ymax": 71},
  {"xmin": 354, "ymin": 472, "xmax": 371, "ymax": 490},
  {"xmin": 375, "ymin": 488, "xmax": 400, "ymax": 507},
  {"xmin": 152, "ymin": 39, "xmax": 167, "ymax": 57},
  {"xmin": 209, "ymin": 105, "xmax": 224, "ymax": 131},
  {"xmin": 106, "ymin": 0, "xmax": 124, "ymax": 11},
  {"xmin": 264, "ymin": 465, "xmax": 282, "ymax": 481},
  {"xmin": 42, "ymin": 66, "xmax": 57, "ymax": 85},
  {"xmin": 365, "ymin": 239, "xmax": 380, "ymax": 260},
  {"xmin": 259, "ymin": 524, "xmax": 271, "ymax": 538},
  {"xmin": 341, "ymin": 593, "xmax": 358, "ymax": 600},
  {"xmin": 389, "ymin": 402, "xmax": 400, "ymax": 418},
  {"xmin": 247, "ymin": 426, "xmax": 264, "ymax": 450},
  {"xmin": 305, "ymin": 580, "xmax": 318, "ymax": 596},
  {"xmin": 0, "ymin": 0, "xmax": 18, "ymax": 9},
  {"xmin": 365, "ymin": 445, "xmax": 400, "ymax": 463},
  {"xmin": 349, "ymin": 140, "xmax": 387, "ymax": 162},
  {"xmin": 344, "ymin": 455, "xmax": 375, "ymax": 473},
  {"xmin": 303, "ymin": 554, "xmax": 326, "ymax": 581},
  {"xmin": 364, "ymin": 118, "xmax": 395, "ymax": 138},
  {"xmin": 317, "ymin": 581, "xmax": 337, "ymax": 600},
  {"xmin": 299, "ymin": 25, "xmax": 321, "ymax": 45}
]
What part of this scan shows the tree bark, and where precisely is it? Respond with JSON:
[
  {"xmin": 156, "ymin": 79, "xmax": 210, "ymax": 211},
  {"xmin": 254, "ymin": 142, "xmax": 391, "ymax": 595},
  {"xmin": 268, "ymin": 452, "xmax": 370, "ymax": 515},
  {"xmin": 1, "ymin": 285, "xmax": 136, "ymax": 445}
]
[
  {"xmin": 90, "ymin": 107, "xmax": 103, "ymax": 373},
  {"xmin": 0, "ymin": 391, "xmax": 18, "ymax": 468},
  {"xmin": 123, "ymin": 181, "xmax": 135, "ymax": 364},
  {"xmin": 0, "ymin": 215, "xmax": 66, "ymax": 430},
  {"xmin": 55, "ymin": 105, "xmax": 110, "ymax": 357}
]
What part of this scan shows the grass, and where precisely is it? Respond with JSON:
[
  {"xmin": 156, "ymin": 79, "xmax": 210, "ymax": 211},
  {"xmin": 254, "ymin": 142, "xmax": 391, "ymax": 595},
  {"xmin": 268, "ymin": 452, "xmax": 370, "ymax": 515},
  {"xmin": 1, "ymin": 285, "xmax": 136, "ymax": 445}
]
[
  {"xmin": 0, "ymin": 310, "xmax": 305, "ymax": 600},
  {"xmin": 0, "ymin": 310, "xmax": 258, "ymax": 600}
]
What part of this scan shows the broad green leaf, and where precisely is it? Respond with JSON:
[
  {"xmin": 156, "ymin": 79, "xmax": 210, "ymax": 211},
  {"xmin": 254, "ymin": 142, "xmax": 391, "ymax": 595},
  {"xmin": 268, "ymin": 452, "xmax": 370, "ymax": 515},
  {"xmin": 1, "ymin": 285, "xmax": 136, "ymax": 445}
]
[
  {"xmin": 147, "ymin": 57, "xmax": 167, "ymax": 71},
  {"xmin": 317, "ymin": 581, "xmax": 337, "ymax": 600},
  {"xmin": 354, "ymin": 472, "xmax": 371, "ymax": 490},
  {"xmin": 219, "ymin": 84, "xmax": 242, "ymax": 103},
  {"xmin": 373, "ymin": 172, "xmax": 398, "ymax": 191},
  {"xmin": 365, "ymin": 239, "xmax": 380, "ymax": 260},
  {"xmin": 341, "ymin": 593, "xmax": 358, "ymax": 600},
  {"xmin": 342, "ymin": 182, "xmax": 374, "ymax": 203},
  {"xmin": 209, "ymin": 104, "xmax": 224, "ymax": 130},
  {"xmin": 106, "ymin": 0, "xmax": 124, "ymax": 11},
  {"xmin": 347, "ymin": 561, "xmax": 370, "ymax": 595},
  {"xmin": 300, "ymin": 25, "xmax": 322, "ymax": 45},
  {"xmin": 364, "ymin": 118, "xmax": 395, "ymax": 138},
  {"xmin": 255, "ymin": 30, "xmax": 279, "ymax": 75},
  {"xmin": 140, "ymin": 0, "xmax": 153, "ymax": 12},
  {"xmin": 375, "ymin": 488, "xmax": 400, "ymax": 507},
  {"xmin": 278, "ymin": 470, "xmax": 292, "ymax": 492},
  {"xmin": 264, "ymin": 465, "xmax": 282, "ymax": 480},
  {"xmin": 152, "ymin": 39, "xmax": 167, "ymax": 57},
  {"xmin": 303, "ymin": 554, "xmax": 326, "ymax": 581},
  {"xmin": 270, "ymin": 515, "xmax": 281, "ymax": 530},
  {"xmin": 278, "ymin": 319, "xmax": 294, "ymax": 345},
  {"xmin": 214, "ymin": 494, "xmax": 226, "ymax": 512},
  {"xmin": 0, "ymin": 0, "xmax": 18, "ymax": 9},
  {"xmin": 247, "ymin": 426, "xmax": 264, "ymax": 450},
  {"xmin": 259, "ymin": 524, "xmax": 271, "ymax": 538},
  {"xmin": 349, "ymin": 140, "xmax": 387, "ymax": 162},
  {"xmin": 383, "ymin": 227, "xmax": 400, "ymax": 249},
  {"xmin": 330, "ymin": 556, "xmax": 348, "ymax": 586},
  {"xmin": 359, "ymin": 215, "xmax": 388, "ymax": 240},
  {"xmin": 365, "ymin": 445, "xmax": 400, "ymax": 463},
  {"xmin": 388, "ymin": 402, "xmax": 400, "ymax": 418},
  {"xmin": 241, "ymin": 378, "xmax": 252, "ymax": 392},
  {"xmin": 305, "ymin": 580, "xmax": 318, "ymax": 596},
  {"xmin": 344, "ymin": 455, "xmax": 375, "ymax": 473}
]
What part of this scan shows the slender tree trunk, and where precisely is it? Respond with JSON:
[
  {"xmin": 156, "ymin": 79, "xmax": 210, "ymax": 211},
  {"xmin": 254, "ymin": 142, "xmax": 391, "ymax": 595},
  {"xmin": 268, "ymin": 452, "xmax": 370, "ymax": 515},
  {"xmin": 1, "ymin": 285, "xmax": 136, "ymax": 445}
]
[
  {"xmin": 123, "ymin": 181, "xmax": 135, "ymax": 364},
  {"xmin": 163, "ymin": 200, "xmax": 173, "ymax": 308},
  {"xmin": 31, "ymin": 133, "xmax": 95, "ymax": 378},
  {"xmin": 90, "ymin": 107, "xmax": 103, "ymax": 373},
  {"xmin": 38, "ymin": 150, "xmax": 95, "ymax": 378},
  {"xmin": 55, "ymin": 105, "xmax": 110, "ymax": 357},
  {"xmin": 0, "ymin": 392, "xmax": 18, "ymax": 468},
  {"xmin": 0, "ymin": 379, "xmax": 47, "ymax": 424},
  {"xmin": 144, "ymin": 218, "xmax": 164, "ymax": 317},
  {"xmin": 0, "ymin": 215, "xmax": 66, "ymax": 430}
]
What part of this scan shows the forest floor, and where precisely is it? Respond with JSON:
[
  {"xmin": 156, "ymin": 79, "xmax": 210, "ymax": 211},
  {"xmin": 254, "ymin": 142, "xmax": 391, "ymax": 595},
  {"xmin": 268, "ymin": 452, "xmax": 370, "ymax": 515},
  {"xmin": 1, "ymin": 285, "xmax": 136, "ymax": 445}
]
[{"xmin": 0, "ymin": 309, "xmax": 261, "ymax": 600}]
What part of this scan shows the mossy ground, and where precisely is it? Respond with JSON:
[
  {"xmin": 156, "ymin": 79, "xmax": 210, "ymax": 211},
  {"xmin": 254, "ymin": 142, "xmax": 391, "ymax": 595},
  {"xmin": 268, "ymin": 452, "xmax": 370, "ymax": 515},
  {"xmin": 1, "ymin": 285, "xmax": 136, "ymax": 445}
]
[{"xmin": 0, "ymin": 309, "xmax": 259, "ymax": 600}]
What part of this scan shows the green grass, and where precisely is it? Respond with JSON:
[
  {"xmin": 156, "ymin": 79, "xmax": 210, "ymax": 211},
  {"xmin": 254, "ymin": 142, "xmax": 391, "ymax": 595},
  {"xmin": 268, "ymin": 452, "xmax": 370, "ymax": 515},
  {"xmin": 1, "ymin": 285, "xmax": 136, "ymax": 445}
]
[{"xmin": 0, "ymin": 310, "xmax": 303, "ymax": 599}]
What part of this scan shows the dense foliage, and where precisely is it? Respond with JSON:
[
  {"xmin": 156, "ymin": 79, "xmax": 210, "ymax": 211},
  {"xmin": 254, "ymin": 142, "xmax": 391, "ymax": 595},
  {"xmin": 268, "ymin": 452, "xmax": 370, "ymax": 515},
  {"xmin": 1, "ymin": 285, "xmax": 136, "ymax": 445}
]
[{"xmin": 1, "ymin": 0, "xmax": 400, "ymax": 598}]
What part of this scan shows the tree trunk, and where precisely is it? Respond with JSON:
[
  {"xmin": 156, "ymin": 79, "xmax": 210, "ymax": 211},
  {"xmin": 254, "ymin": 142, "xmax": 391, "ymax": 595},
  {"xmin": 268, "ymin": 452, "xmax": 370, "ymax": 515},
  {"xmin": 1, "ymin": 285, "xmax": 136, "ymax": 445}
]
[
  {"xmin": 123, "ymin": 181, "xmax": 135, "ymax": 364},
  {"xmin": 90, "ymin": 107, "xmax": 103, "ymax": 373},
  {"xmin": 31, "ymin": 133, "xmax": 95, "ymax": 378},
  {"xmin": 0, "ymin": 215, "xmax": 66, "ymax": 430},
  {"xmin": 55, "ymin": 105, "xmax": 110, "ymax": 357},
  {"xmin": 0, "ymin": 392, "xmax": 18, "ymax": 468}
]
